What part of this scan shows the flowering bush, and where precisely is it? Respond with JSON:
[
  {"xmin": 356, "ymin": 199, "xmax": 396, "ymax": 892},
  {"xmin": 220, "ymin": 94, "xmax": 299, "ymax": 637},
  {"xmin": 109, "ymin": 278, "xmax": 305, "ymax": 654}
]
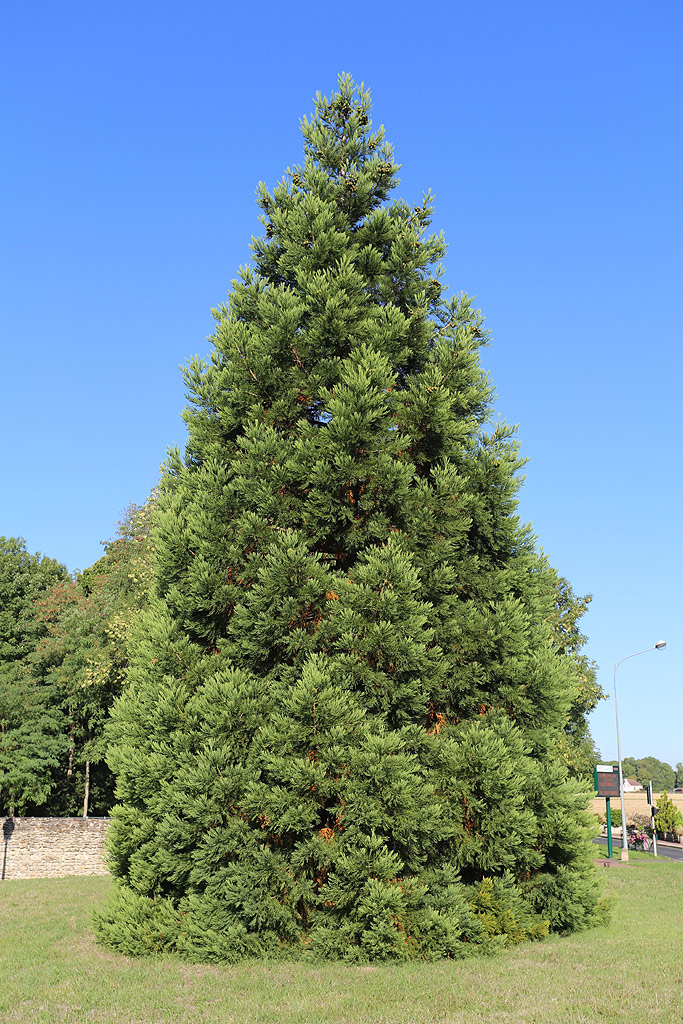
[{"xmin": 627, "ymin": 828, "xmax": 650, "ymax": 851}]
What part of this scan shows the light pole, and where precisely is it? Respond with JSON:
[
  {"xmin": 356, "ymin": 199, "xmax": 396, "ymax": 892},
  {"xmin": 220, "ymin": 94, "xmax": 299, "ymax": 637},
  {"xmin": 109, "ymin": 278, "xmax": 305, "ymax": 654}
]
[{"xmin": 614, "ymin": 641, "xmax": 666, "ymax": 861}]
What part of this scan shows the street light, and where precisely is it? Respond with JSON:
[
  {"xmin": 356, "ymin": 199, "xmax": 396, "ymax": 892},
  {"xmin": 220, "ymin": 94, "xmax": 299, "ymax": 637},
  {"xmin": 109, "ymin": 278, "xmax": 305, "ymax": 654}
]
[{"xmin": 614, "ymin": 641, "xmax": 667, "ymax": 861}]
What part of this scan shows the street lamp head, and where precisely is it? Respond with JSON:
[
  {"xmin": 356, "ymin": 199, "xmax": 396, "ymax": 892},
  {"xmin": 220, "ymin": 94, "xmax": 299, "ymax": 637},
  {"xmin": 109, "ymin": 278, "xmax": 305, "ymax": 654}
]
[{"xmin": 654, "ymin": 640, "xmax": 667, "ymax": 650}]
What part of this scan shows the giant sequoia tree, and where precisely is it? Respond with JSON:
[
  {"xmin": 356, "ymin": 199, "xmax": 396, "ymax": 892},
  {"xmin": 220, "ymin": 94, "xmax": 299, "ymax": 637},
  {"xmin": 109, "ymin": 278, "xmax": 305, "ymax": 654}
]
[{"xmin": 96, "ymin": 77, "xmax": 604, "ymax": 962}]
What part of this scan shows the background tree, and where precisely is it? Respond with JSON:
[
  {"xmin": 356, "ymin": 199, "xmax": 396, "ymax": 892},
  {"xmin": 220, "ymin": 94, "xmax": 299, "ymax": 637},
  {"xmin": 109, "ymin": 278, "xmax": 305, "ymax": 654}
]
[
  {"xmin": 96, "ymin": 76, "xmax": 605, "ymax": 963},
  {"xmin": 641, "ymin": 758, "xmax": 675, "ymax": 791},
  {"xmin": 639, "ymin": 758, "xmax": 675, "ymax": 792},
  {"xmin": 619, "ymin": 757, "xmax": 638, "ymax": 782},
  {"xmin": 28, "ymin": 496, "xmax": 157, "ymax": 817},
  {"xmin": 609, "ymin": 757, "xmax": 675, "ymax": 792},
  {"xmin": 0, "ymin": 498, "xmax": 156, "ymax": 819},
  {"xmin": 546, "ymin": 575, "xmax": 603, "ymax": 780},
  {"xmin": 0, "ymin": 538, "xmax": 68, "ymax": 815}
]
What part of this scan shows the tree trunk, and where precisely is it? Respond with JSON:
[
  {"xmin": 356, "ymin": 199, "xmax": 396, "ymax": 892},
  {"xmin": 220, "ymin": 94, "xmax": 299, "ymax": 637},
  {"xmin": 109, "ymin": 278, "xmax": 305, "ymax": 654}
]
[
  {"xmin": 67, "ymin": 723, "xmax": 75, "ymax": 780},
  {"xmin": 82, "ymin": 757, "xmax": 90, "ymax": 818}
]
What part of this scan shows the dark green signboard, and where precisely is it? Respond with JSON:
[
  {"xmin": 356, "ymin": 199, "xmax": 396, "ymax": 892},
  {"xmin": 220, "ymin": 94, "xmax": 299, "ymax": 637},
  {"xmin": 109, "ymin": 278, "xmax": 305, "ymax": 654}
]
[
  {"xmin": 594, "ymin": 764, "xmax": 620, "ymax": 858},
  {"xmin": 594, "ymin": 764, "xmax": 620, "ymax": 798}
]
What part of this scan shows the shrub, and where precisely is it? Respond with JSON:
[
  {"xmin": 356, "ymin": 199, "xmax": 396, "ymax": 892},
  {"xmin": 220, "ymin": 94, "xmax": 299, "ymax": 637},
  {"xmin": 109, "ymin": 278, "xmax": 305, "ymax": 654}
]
[{"xmin": 655, "ymin": 793, "xmax": 683, "ymax": 834}]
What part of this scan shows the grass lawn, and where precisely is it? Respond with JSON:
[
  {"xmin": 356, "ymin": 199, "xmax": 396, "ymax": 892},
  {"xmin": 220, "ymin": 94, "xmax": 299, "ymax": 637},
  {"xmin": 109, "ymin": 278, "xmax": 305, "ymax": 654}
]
[{"xmin": 1, "ymin": 862, "xmax": 681, "ymax": 1024}]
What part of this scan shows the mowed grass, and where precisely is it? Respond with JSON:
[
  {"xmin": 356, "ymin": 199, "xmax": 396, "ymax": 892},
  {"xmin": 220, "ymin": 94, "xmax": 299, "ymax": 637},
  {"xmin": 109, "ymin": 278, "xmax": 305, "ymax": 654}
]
[{"xmin": 1, "ymin": 863, "xmax": 682, "ymax": 1024}]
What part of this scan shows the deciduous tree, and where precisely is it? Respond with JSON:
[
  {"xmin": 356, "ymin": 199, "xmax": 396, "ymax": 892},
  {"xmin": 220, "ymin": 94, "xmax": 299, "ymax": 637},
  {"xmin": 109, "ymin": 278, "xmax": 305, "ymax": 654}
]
[
  {"xmin": 29, "ymin": 497, "xmax": 157, "ymax": 817},
  {"xmin": 546, "ymin": 576, "xmax": 603, "ymax": 779},
  {"xmin": 0, "ymin": 538, "xmax": 68, "ymax": 815}
]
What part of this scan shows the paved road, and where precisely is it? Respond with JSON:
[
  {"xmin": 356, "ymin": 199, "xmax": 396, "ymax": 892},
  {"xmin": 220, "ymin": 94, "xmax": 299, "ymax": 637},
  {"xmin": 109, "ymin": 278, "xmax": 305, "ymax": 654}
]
[{"xmin": 593, "ymin": 836, "xmax": 683, "ymax": 862}]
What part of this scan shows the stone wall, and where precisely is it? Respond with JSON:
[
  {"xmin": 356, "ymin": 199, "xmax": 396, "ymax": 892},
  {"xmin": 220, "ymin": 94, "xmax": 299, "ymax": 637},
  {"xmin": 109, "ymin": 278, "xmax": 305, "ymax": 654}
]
[{"xmin": 1, "ymin": 817, "xmax": 110, "ymax": 880}]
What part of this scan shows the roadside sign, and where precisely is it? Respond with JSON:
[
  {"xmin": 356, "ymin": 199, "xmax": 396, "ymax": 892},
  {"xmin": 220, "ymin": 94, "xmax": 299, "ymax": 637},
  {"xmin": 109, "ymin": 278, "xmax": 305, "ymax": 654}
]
[
  {"xmin": 595, "ymin": 765, "xmax": 620, "ymax": 798},
  {"xmin": 594, "ymin": 765, "xmax": 621, "ymax": 858}
]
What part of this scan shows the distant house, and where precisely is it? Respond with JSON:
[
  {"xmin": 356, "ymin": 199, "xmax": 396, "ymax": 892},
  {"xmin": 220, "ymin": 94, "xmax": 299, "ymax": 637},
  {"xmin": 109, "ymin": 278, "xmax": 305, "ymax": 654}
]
[{"xmin": 623, "ymin": 779, "xmax": 643, "ymax": 792}]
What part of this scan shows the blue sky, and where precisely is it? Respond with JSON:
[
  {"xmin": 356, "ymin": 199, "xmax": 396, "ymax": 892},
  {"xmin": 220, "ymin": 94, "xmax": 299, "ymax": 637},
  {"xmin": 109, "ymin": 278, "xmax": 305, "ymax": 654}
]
[{"xmin": 2, "ymin": 1, "xmax": 681, "ymax": 768}]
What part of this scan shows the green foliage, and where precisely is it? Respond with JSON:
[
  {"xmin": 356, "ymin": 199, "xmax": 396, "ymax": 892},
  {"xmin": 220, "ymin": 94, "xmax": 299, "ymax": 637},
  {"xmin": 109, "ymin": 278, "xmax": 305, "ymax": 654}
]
[
  {"xmin": 546, "ymin": 577, "xmax": 603, "ymax": 781},
  {"xmin": 31, "ymin": 496, "xmax": 157, "ymax": 816},
  {"xmin": 0, "ymin": 537, "xmax": 68, "ymax": 668},
  {"xmin": 469, "ymin": 874, "xmax": 549, "ymax": 944},
  {"xmin": 0, "ymin": 538, "xmax": 68, "ymax": 814},
  {"xmin": 639, "ymin": 758, "xmax": 675, "ymax": 791},
  {"xmin": 655, "ymin": 792, "xmax": 683, "ymax": 834},
  {"xmin": 605, "ymin": 807, "xmax": 621, "ymax": 829},
  {"xmin": 98, "ymin": 75, "xmax": 604, "ymax": 963},
  {"xmin": 610, "ymin": 757, "xmax": 675, "ymax": 792},
  {"xmin": 0, "ymin": 663, "xmax": 64, "ymax": 814},
  {"xmin": 0, "ymin": 501, "xmax": 156, "ymax": 818}
]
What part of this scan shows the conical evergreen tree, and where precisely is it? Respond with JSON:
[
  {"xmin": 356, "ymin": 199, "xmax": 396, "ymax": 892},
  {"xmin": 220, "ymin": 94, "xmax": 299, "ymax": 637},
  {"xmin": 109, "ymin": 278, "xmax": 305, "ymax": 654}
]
[{"xmin": 96, "ymin": 75, "xmax": 605, "ymax": 962}]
